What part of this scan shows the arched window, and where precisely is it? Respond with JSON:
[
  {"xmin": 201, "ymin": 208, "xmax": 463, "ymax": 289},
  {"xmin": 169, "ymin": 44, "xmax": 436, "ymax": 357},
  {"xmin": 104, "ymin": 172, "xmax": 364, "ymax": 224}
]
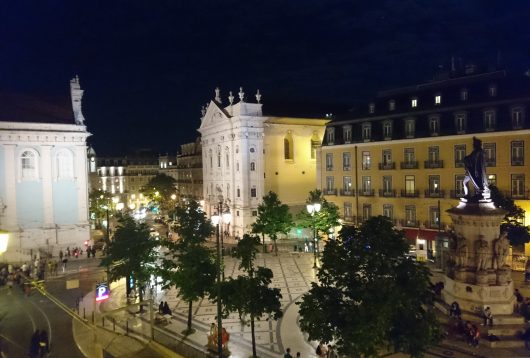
[
  {"xmin": 217, "ymin": 148, "xmax": 221, "ymax": 167},
  {"xmin": 21, "ymin": 150, "xmax": 38, "ymax": 180},
  {"xmin": 225, "ymin": 147, "xmax": 230, "ymax": 168},
  {"xmin": 250, "ymin": 162, "xmax": 256, "ymax": 171},
  {"xmin": 284, "ymin": 131, "xmax": 294, "ymax": 160},
  {"xmin": 209, "ymin": 149, "xmax": 213, "ymax": 169},
  {"xmin": 56, "ymin": 149, "xmax": 74, "ymax": 179}
]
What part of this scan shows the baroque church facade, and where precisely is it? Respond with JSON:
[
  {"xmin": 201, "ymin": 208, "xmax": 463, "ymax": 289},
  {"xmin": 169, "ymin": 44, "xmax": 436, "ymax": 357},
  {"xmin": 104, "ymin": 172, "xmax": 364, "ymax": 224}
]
[
  {"xmin": 198, "ymin": 88, "xmax": 328, "ymax": 239},
  {"xmin": 0, "ymin": 76, "xmax": 91, "ymax": 261}
]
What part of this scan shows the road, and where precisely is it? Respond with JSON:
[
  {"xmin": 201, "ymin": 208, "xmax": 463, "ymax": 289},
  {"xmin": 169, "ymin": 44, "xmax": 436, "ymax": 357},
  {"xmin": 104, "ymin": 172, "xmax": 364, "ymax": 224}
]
[{"xmin": 0, "ymin": 258, "xmax": 104, "ymax": 358}]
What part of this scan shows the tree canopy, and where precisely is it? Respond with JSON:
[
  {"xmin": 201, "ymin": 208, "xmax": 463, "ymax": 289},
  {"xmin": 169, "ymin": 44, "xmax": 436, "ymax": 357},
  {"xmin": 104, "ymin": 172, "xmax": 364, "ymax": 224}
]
[
  {"xmin": 298, "ymin": 189, "xmax": 340, "ymax": 237},
  {"xmin": 88, "ymin": 189, "xmax": 113, "ymax": 229},
  {"xmin": 141, "ymin": 173, "xmax": 178, "ymax": 214},
  {"xmin": 298, "ymin": 216, "xmax": 441, "ymax": 357},
  {"xmin": 490, "ymin": 185, "xmax": 530, "ymax": 246}
]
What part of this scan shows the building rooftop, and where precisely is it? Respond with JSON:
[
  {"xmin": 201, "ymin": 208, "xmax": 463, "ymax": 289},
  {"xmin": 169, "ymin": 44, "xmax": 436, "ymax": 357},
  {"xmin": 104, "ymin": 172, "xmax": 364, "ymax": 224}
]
[{"xmin": 0, "ymin": 92, "xmax": 74, "ymax": 124}]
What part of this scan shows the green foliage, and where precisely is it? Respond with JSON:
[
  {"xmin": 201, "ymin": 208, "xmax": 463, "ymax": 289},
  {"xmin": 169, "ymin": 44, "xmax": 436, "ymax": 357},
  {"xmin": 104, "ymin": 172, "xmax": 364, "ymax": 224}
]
[
  {"xmin": 298, "ymin": 216, "xmax": 441, "ymax": 357},
  {"xmin": 490, "ymin": 185, "xmax": 530, "ymax": 246},
  {"xmin": 297, "ymin": 189, "xmax": 340, "ymax": 236},
  {"xmin": 251, "ymin": 191, "xmax": 294, "ymax": 253},
  {"xmin": 89, "ymin": 190, "xmax": 113, "ymax": 227},
  {"xmin": 158, "ymin": 200, "xmax": 216, "ymax": 331},
  {"xmin": 141, "ymin": 173, "xmax": 177, "ymax": 214},
  {"xmin": 100, "ymin": 214, "xmax": 158, "ymax": 301}
]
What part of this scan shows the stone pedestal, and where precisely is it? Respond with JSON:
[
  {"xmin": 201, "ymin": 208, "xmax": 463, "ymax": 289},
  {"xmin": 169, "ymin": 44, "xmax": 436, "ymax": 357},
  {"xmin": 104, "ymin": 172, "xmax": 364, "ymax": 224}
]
[{"xmin": 476, "ymin": 271, "xmax": 489, "ymax": 286}]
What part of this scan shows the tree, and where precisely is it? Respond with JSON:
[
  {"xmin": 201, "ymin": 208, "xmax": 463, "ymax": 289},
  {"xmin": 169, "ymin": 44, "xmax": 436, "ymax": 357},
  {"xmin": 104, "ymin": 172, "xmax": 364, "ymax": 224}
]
[
  {"xmin": 158, "ymin": 200, "xmax": 216, "ymax": 334},
  {"xmin": 100, "ymin": 214, "xmax": 158, "ymax": 307},
  {"xmin": 297, "ymin": 189, "xmax": 340, "ymax": 249},
  {"xmin": 490, "ymin": 185, "xmax": 530, "ymax": 247},
  {"xmin": 88, "ymin": 189, "xmax": 113, "ymax": 229},
  {"xmin": 141, "ymin": 173, "xmax": 177, "ymax": 214},
  {"xmin": 298, "ymin": 216, "xmax": 441, "ymax": 357},
  {"xmin": 221, "ymin": 235, "xmax": 283, "ymax": 358},
  {"xmin": 251, "ymin": 191, "xmax": 294, "ymax": 255}
]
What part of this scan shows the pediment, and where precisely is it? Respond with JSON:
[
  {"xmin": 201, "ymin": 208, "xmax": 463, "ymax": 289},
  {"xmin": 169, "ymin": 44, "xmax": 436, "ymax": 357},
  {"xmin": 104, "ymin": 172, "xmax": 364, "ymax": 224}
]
[{"xmin": 199, "ymin": 100, "xmax": 231, "ymax": 130}]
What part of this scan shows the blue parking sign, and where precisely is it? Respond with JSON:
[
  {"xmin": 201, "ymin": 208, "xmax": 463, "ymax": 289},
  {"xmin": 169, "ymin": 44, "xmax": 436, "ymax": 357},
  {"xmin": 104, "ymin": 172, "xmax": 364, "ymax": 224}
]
[{"xmin": 96, "ymin": 282, "xmax": 110, "ymax": 302}]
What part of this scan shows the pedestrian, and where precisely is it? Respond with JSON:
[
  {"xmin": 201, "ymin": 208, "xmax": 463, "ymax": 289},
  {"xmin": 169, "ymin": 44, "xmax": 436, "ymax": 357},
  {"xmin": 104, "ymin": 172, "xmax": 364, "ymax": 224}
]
[
  {"xmin": 522, "ymin": 327, "xmax": 530, "ymax": 350},
  {"xmin": 471, "ymin": 324, "xmax": 480, "ymax": 348},
  {"xmin": 29, "ymin": 329, "xmax": 40, "ymax": 358},
  {"xmin": 87, "ymin": 246, "xmax": 91, "ymax": 258},
  {"xmin": 163, "ymin": 301, "xmax": 171, "ymax": 315},
  {"xmin": 62, "ymin": 258, "xmax": 68, "ymax": 272},
  {"xmin": 284, "ymin": 347, "xmax": 293, "ymax": 358},
  {"xmin": 59, "ymin": 250, "xmax": 63, "ymax": 261},
  {"xmin": 327, "ymin": 344, "xmax": 337, "ymax": 358},
  {"xmin": 159, "ymin": 301, "xmax": 164, "ymax": 314},
  {"xmin": 482, "ymin": 306, "xmax": 493, "ymax": 326},
  {"xmin": 449, "ymin": 301, "xmax": 461, "ymax": 319},
  {"xmin": 296, "ymin": 352, "xmax": 301, "ymax": 358},
  {"xmin": 316, "ymin": 342, "xmax": 327, "ymax": 358},
  {"xmin": 66, "ymin": 247, "xmax": 70, "ymax": 257},
  {"xmin": 515, "ymin": 289, "xmax": 524, "ymax": 313},
  {"xmin": 92, "ymin": 246, "xmax": 97, "ymax": 258}
]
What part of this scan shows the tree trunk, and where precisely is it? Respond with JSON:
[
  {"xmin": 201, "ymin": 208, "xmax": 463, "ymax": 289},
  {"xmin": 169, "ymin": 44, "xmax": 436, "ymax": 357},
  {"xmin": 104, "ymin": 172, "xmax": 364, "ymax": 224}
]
[
  {"xmin": 251, "ymin": 313, "xmax": 256, "ymax": 358},
  {"xmin": 273, "ymin": 238, "xmax": 278, "ymax": 256},
  {"xmin": 262, "ymin": 233, "xmax": 266, "ymax": 253},
  {"xmin": 187, "ymin": 300, "xmax": 193, "ymax": 332}
]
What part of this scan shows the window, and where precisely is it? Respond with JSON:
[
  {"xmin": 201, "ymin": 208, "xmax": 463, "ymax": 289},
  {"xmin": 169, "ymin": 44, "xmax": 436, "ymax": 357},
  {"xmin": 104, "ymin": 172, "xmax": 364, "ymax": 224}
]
[
  {"xmin": 362, "ymin": 123, "xmax": 371, "ymax": 141},
  {"xmin": 435, "ymin": 94, "xmax": 441, "ymax": 105},
  {"xmin": 225, "ymin": 148, "xmax": 230, "ymax": 168},
  {"xmin": 326, "ymin": 176, "xmax": 334, "ymax": 191},
  {"xmin": 484, "ymin": 143, "xmax": 496, "ymax": 167},
  {"xmin": 237, "ymin": 188, "xmax": 241, "ymax": 198},
  {"xmin": 428, "ymin": 146, "xmax": 440, "ymax": 162},
  {"xmin": 369, "ymin": 103, "xmax": 375, "ymax": 114},
  {"xmin": 383, "ymin": 121, "xmax": 392, "ymax": 139},
  {"xmin": 429, "ymin": 206, "xmax": 440, "ymax": 228},
  {"xmin": 250, "ymin": 162, "xmax": 256, "ymax": 171},
  {"xmin": 217, "ymin": 147, "xmax": 221, "ymax": 167},
  {"xmin": 426, "ymin": 115, "xmax": 439, "ymax": 136},
  {"xmin": 429, "ymin": 175, "xmax": 440, "ymax": 194},
  {"xmin": 343, "ymin": 125, "xmax": 352, "ymax": 143},
  {"xmin": 455, "ymin": 113, "xmax": 467, "ymax": 133},
  {"xmin": 489, "ymin": 85, "xmax": 497, "ymax": 97},
  {"xmin": 326, "ymin": 153, "xmax": 333, "ymax": 171},
  {"xmin": 343, "ymin": 176, "xmax": 352, "ymax": 191},
  {"xmin": 209, "ymin": 149, "xmax": 213, "ymax": 169},
  {"xmin": 382, "ymin": 176, "xmax": 392, "ymax": 192},
  {"xmin": 342, "ymin": 152, "xmax": 351, "ymax": 170},
  {"xmin": 383, "ymin": 204, "xmax": 393, "ymax": 219},
  {"xmin": 362, "ymin": 176, "xmax": 371, "ymax": 192},
  {"xmin": 411, "ymin": 98, "xmax": 418, "ymax": 108},
  {"xmin": 512, "ymin": 107, "xmax": 525, "ymax": 129},
  {"xmin": 344, "ymin": 202, "xmax": 352, "ymax": 218},
  {"xmin": 362, "ymin": 151, "xmax": 371, "ymax": 170},
  {"xmin": 251, "ymin": 187, "xmax": 257, "ymax": 198},
  {"xmin": 511, "ymin": 141, "xmax": 524, "ymax": 166},
  {"xmin": 404, "ymin": 119, "xmax": 415, "ymax": 138},
  {"xmin": 389, "ymin": 100, "xmax": 396, "ymax": 111},
  {"xmin": 512, "ymin": 174, "xmax": 525, "ymax": 198},
  {"xmin": 326, "ymin": 127, "xmax": 335, "ymax": 145},
  {"xmin": 454, "ymin": 145, "xmax": 466, "ymax": 168},
  {"xmin": 311, "ymin": 131, "xmax": 320, "ymax": 159},
  {"xmin": 460, "ymin": 88, "xmax": 468, "ymax": 101},
  {"xmin": 484, "ymin": 110, "xmax": 496, "ymax": 131},
  {"xmin": 405, "ymin": 175, "xmax": 415, "ymax": 194},
  {"xmin": 56, "ymin": 150, "xmax": 74, "ymax": 179},
  {"xmin": 284, "ymin": 132, "xmax": 294, "ymax": 160},
  {"xmin": 250, "ymin": 147, "xmax": 255, "ymax": 153},
  {"xmin": 382, "ymin": 149, "xmax": 392, "ymax": 165},
  {"xmin": 455, "ymin": 175, "xmax": 465, "ymax": 197},
  {"xmin": 21, "ymin": 150, "xmax": 38, "ymax": 180},
  {"xmin": 487, "ymin": 174, "xmax": 497, "ymax": 187},
  {"xmin": 362, "ymin": 204, "xmax": 372, "ymax": 221},
  {"xmin": 404, "ymin": 148, "xmax": 415, "ymax": 163},
  {"xmin": 405, "ymin": 205, "xmax": 416, "ymax": 226},
  {"xmin": 252, "ymin": 210, "xmax": 258, "ymax": 217},
  {"xmin": 236, "ymin": 162, "xmax": 239, "ymax": 172}
]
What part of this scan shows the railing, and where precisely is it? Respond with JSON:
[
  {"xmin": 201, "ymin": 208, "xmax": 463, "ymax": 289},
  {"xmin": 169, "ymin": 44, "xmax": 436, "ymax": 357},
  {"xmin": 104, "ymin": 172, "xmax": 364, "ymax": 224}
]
[
  {"xmin": 343, "ymin": 166, "xmax": 351, "ymax": 171},
  {"xmin": 423, "ymin": 221, "xmax": 447, "ymax": 230},
  {"xmin": 512, "ymin": 158, "xmax": 524, "ymax": 166},
  {"xmin": 323, "ymin": 188, "xmax": 337, "ymax": 195},
  {"xmin": 361, "ymin": 164, "xmax": 371, "ymax": 170},
  {"xmin": 378, "ymin": 162, "xmax": 396, "ymax": 170},
  {"xmin": 343, "ymin": 216, "xmax": 355, "ymax": 223},
  {"xmin": 500, "ymin": 190, "xmax": 530, "ymax": 200},
  {"xmin": 455, "ymin": 161, "xmax": 464, "ymax": 168},
  {"xmin": 424, "ymin": 190, "xmax": 445, "ymax": 198},
  {"xmin": 399, "ymin": 219, "xmax": 420, "ymax": 227},
  {"xmin": 339, "ymin": 189, "xmax": 355, "ymax": 196},
  {"xmin": 485, "ymin": 161, "xmax": 496, "ymax": 167},
  {"xmin": 326, "ymin": 166, "xmax": 334, "ymax": 171},
  {"xmin": 358, "ymin": 189, "xmax": 375, "ymax": 197},
  {"xmin": 400, "ymin": 189, "xmax": 420, "ymax": 198},
  {"xmin": 400, "ymin": 161, "xmax": 419, "ymax": 169},
  {"xmin": 424, "ymin": 160, "xmax": 444, "ymax": 169},
  {"xmin": 378, "ymin": 189, "xmax": 397, "ymax": 197}
]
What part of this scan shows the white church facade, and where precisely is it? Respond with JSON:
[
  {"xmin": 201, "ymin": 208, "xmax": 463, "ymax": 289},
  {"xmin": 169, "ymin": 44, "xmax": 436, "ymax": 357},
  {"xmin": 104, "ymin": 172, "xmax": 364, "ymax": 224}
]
[
  {"xmin": 0, "ymin": 76, "xmax": 91, "ymax": 262},
  {"xmin": 198, "ymin": 88, "xmax": 328, "ymax": 239}
]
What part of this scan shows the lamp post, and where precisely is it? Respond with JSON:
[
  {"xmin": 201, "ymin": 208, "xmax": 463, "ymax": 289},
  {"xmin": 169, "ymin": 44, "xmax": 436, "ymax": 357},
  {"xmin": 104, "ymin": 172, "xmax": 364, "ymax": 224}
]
[
  {"xmin": 221, "ymin": 211, "xmax": 232, "ymax": 281},
  {"xmin": 306, "ymin": 203, "xmax": 321, "ymax": 268},
  {"xmin": 211, "ymin": 204, "xmax": 223, "ymax": 358}
]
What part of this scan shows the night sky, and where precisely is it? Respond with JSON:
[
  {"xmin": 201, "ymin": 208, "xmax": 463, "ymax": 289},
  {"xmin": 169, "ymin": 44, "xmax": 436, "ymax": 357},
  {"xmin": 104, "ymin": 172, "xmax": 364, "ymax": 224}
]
[{"xmin": 1, "ymin": 1, "xmax": 529, "ymax": 155}]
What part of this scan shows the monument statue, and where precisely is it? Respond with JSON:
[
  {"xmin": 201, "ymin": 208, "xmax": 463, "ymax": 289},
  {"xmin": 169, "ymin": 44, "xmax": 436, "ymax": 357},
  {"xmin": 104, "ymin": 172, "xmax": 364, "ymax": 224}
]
[
  {"xmin": 476, "ymin": 236, "xmax": 490, "ymax": 271},
  {"xmin": 494, "ymin": 231, "xmax": 510, "ymax": 269},
  {"xmin": 455, "ymin": 235, "xmax": 468, "ymax": 267},
  {"xmin": 463, "ymin": 137, "xmax": 490, "ymax": 201}
]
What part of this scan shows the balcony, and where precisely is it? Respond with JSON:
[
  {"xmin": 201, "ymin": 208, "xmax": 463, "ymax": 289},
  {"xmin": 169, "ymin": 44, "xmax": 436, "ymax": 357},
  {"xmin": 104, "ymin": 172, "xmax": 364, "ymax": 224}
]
[
  {"xmin": 343, "ymin": 215, "xmax": 355, "ymax": 223},
  {"xmin": 361, "ymin": 164, "xmax": 371, "ymax": 170},
  {"xmin": 424, "ymin": 221, "xmax": 447, "ymax": 230},
  {"xmin": 400, "ymin": 161, "xmax": 418, "ymax": 169},
  {"xmin": 399, "ymin": 219, "xmax": 420, "ymax": 228},
  {"xmin": 512, "ymin": 158, "xmax": 524, "ymax": 166},
  {"xmin": 358, "ymin": 189, "xmax": 375, "ymax": 197},
  {"xmin": 424, "ymin": 160, "xmax": 444, "ymax": 169},
  {"xmin": 450, "ymin": 190, "xmax": 465, "ymax": 199},
  {"xmin": 326, "ymin": 166, "xmax": 334, "ymax": 171},
  {"xmin": 507, "ymin": 190, "xmax": 530, "ymax": 200},
  {"xmin": 378, "ymin": 189, "xmax": 397, "ymax": 197},
  {"xmin": 323, "ymin": 188, "xmax": 337, "ymax": 196},
  {"xmin": 424, "ymin": 190, "xmax": 445, "ymax": 198},
  {"xmin": 400, "ymin": 189, "xmax": 420, "ymax": 198},
  {"xmin": 378, "ymin": 162, "xmax": 396, "ymax": 170},
  {"xmin": 343, "ymin": 166, "xmax": 351, "ymax": 171},
  {"xmin": 485, "ymin": 160, "xmax": 496, "ymax": 167},
  {"xmin": 455, "ymin": 161, "xmax": 464, "ymax": 168},
  {"xmin": 339, "ymin": 189, "xmax": 355, "ymax": 197}
]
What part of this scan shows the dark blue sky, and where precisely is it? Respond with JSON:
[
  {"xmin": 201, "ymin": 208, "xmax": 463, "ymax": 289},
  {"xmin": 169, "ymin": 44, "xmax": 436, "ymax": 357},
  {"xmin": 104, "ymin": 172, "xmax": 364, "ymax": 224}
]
[{"xmin": 1, "ymin": 1, "xmax": 529, "ymax": 155}]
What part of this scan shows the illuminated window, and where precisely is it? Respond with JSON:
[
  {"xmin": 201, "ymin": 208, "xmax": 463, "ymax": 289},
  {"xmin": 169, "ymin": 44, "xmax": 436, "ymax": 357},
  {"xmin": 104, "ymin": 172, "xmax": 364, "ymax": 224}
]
[
  {"xmin": 326, "ymin": 153, "xmax": 333, "ymax": 171},
  {"xmin": 460, "ymin": 88, "xmax": 468, "ymax": 101},
  {"xmin": 434, "ymin": 94, "xmax": 441, "ymax": 105},
  {"xmin": 454, "ymin": 145, "xmax": 466, "ymax": 168},
  {"xmin": 383, "ymin": 121, "xmax": 392, "ymax": 139},
  {"xmin": 429, "ymin": 115, "xmax": 440, "ymax": 136},
  {"xmin": 484, "ymin": 110, "xmax": 496, "ymax": 131},
  {"xmin": 512, "ymin": 107, "xmax": 525, "ymax": 129},
  {"xmin": 21, "ymin": 150, "xmax": 38, "ymax": 180},
  {"xmin": 383, "ymin": 204, "xmax": 393, "ymax": 219},
  {"xmin": 284, "ymin": 132, "xmax": 294, "ymax": 160},
  {"xmin": 362, "ymin": 123, "xmax": 371, "ymax": 141},
  {"xmin": 343, "ymin": 125, "xmax": 352, "ymax": 143},
  {"xmin": 411, "ymin": 98, "xmax": 418, "ymax": 108},
  {"xmin": 326, "ymin": 127, "xmax": 335, "ymax": 145}
]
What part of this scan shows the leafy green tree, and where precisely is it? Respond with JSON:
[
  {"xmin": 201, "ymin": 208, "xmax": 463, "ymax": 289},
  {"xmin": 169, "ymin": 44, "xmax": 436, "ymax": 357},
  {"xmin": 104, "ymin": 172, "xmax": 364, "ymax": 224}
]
[
  {"xmin": 251, "ymin": 191, "xmax": 294, "ymax": 255},
  {"xmin": 221, "ymin": 235, "xmax": 283, "ymax": 358},
  {"xmin": 159, "ymin": 200, "xmax": 216, "ymax": 334},
  {"xmin": 141, "ymin": 173, "xmax": 177, "ymax": 214},
  {"xmin": 298, "ymin": 216, "xmax": 441, "ymax": 357},
  {"xmin": 100, "ymin": 214, "xmax": 158, "ymax": 307},
  {"xmin": 490, "ymin": 185, "xmax": 530, "ymax": 247},
  {"xmin": 89, "ymin": 189, "xmax": 113, "ymax": 229}
]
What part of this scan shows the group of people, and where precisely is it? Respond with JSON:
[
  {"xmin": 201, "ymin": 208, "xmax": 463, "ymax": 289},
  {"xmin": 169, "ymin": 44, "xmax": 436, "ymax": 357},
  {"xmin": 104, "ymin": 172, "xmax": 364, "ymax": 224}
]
[
  {"xmin": 207, "ymin": 323, "xmax": 230, "ymax": 351},
  {"xmin": 158, "ymin": 301, "xmax": 172, "ymax": 316},
  {"xmin": 29, "ymin": 329, "xmax": 49, "ymax": 357}
]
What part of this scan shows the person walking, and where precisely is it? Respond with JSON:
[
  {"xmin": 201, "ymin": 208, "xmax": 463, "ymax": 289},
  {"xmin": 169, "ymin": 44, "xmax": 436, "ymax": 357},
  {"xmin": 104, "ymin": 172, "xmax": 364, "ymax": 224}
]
[
  {"xmin": 316, "ymin": 342, "xmax": 327, "ymax": 358},
  {"xmin": 59, "ymin": 250, "xmax": 63, "ymax": 261},
  {"xmin": 296, "ymin": 352, "xmax": 301, "ymax": 358},
  {"xmin": 482, "ymin": 306, "xmax": 493, "ymax": 326},
  {"xmin": 283, "ymin": 347, "xmax": 293, "ymax": 358}
]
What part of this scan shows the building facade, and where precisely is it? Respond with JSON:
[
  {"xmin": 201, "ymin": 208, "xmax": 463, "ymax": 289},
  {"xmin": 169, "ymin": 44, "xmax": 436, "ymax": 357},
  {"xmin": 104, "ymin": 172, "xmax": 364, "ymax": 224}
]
[
  {"xmin": 0, "ymin": 76, "xmax": 91, "ymax": 261},
  {"xmin": 321, "ymin": 69, "xmax": 530, "ymax": 253},
  {"xmin": 175, "ymin": 138, "xmax": 203, "ymax": 200},
  {"xmin": 199, "ymin": 88, "xmax": 328, "ymax": 238}
]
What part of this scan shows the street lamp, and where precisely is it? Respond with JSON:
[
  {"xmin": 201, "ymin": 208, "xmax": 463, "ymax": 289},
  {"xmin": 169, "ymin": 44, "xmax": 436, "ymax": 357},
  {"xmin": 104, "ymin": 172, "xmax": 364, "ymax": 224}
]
[
  {"xmin": 306, "ymin": 203, "xmax": 321, "ymax": 268},
  {"xmin": 210, "ymin": 209, "xmax": 223, "ymax": 358},
  {"xmin": 221, "ymin": 211, "xmax": 232, "ymax": 281},
  {"xmin": 0, "ymin": 230, "xmax": 9, "ymax": 255}
]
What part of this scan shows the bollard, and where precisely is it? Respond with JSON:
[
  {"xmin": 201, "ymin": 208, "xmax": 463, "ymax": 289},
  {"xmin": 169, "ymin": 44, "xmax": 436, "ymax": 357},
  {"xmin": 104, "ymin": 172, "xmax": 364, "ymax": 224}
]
[
  {"xmin": 83, "ymin": 307, "xmax": 86, "ymax": 319},
  {"xmin": 92, "ymin": 311, "xmax": 94, "ymax": 324},
  {"xmin": 102, "ymin": 316, "xmax": 105, "ymax": 327}
]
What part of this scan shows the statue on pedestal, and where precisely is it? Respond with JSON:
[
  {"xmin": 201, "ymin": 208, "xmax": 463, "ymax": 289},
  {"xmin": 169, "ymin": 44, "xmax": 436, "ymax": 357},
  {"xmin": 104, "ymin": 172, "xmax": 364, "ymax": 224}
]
[
  {"xmin": 455, "ymin": 235, "xmax": 468, "ymax": 267},
  {"xmin": 494, "ymin": 231, "xmax": 510, "ymax": 269},
  {"xmin": 463, "ymin": 137, "xmax": 490, "ymax": 201},
  {"xmin": 476, "ymin": 236, "xmax": 490, "ymax": 272}
]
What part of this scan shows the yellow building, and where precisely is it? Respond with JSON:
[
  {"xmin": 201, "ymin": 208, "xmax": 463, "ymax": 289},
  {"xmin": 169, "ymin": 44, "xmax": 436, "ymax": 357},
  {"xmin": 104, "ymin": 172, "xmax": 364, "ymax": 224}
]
[{"xmin": 320, "ymin": 69, "xmax": 530, "ymax": 254}]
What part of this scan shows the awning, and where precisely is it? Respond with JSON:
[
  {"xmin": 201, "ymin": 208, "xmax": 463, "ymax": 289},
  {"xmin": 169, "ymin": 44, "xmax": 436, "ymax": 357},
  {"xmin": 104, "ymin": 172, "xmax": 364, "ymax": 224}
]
[{"xmin": 403, "ymin": 228, "xmax": 440, "ymax": 242}]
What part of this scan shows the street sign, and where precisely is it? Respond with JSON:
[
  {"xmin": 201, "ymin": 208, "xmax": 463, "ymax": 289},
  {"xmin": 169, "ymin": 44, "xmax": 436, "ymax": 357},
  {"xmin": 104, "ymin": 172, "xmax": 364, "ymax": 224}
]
[
  {"xmin": 95, "ymin": 282, "xmax": 110, "ymax": 302},
  {"xmin": 66, "ymin": 279, "xmax": 79, "ymax": 289}
]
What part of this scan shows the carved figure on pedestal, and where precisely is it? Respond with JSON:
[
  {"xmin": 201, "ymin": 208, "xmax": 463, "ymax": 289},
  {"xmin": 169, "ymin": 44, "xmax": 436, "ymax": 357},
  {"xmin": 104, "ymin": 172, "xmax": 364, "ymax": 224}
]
[
  {"xmin": 463, "ymin": 137, "xmax": 490, "ymax": 201},
  {"xmin": 494, "ymin": 231, "xmax": 510, "ymax": 269},
  {"xmin": 475, "ymin": 236, "xmax": 490, "ymax": 271},
  {"xmin": 455, "ymin": 235, "xmax": 468, "ymax": 267}
]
